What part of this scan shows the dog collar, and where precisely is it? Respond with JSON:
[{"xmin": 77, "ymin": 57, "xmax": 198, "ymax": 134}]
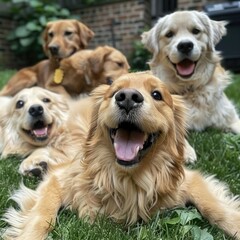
[{"xmin": 53, "ymin": 69, "xmax": 64, "ymax": 84}]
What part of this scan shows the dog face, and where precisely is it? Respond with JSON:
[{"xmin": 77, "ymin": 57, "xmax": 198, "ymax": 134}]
[
  {"xmin": 88, "ymin": 72, "xmax": 186, "ymax": 169},
  {"xmin": 142, "ymin": 11, "xmax": 226, "ymax": 80},
  {"xmin": 43, "ymin": 19, "xmax": 94, "ymax": 60},
  {"xmin": 88, "ymin": 46, "xmax": 130, "ymax": 85},
  {"xmin": 3, "ymin": 87, "xmax": 69, "ymax": 147},
  {"xmin": 59, "ymin": 46, "xmax": 130, "ymax": 95}
]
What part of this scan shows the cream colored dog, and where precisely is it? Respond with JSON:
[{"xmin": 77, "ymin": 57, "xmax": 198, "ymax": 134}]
[
  {"xmin": 0, "ymin": 87, "xmax": 83, "ymax": 176},
  {"xmin": 142, "ymin": 11, "xmax": 240, "ymax": 133}
]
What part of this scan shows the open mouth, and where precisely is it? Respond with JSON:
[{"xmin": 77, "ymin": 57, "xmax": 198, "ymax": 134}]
[
  {"xmin": 173, "ymin": 59, "xmax": 197, "ymax": 78},
  {"xmin": 110, "ymin": 121, "xmax": 159, "ymax": 167},
  {"xmin": 23, "ymin": 120, "xmax": 52, "ymax": 142}
]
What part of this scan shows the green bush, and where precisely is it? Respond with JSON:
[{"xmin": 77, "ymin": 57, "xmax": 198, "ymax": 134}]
[
  {"xmin": 5, "ymin": 0, "xmax": 74, "ymax": 66},
  {"xmin": 130, "ymin": 40, "xmax": 152, "ymax": 71}
]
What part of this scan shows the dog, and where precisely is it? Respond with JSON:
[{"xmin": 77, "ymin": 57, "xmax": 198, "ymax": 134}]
[
  {"xmin": 0, "ymin": 87, "xmax": 84, "ymax": 176},
  {"xmin": 0, "ymin": 19, "xmax": 94, "ymax": 97},
  {"xmin": 45, "ymin": 45, "xmax": 130, "ymax": 96},
  {"xmin": 141, "ymin": 11, "xmax": 240, "ymax": 134},
  {"xmin": 2, "ymin": 72, "xmax": 240, "ymax": 239}
]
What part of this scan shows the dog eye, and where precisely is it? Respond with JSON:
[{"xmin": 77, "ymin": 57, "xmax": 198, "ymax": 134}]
[
  {"xmin": 106, "ymin": 77, "xmax": 113, "ymax": 85},
  {"xmin": 192, "ymin": 28, "xmax": 200, "ymax": 35},
  {"xmin": 151, "ymin": 91, "xmax": 163, "ymax": 101},
  {"xmin": 165, "ymin": 31, "xmax": 174, "ymax": 38},
  {"xmin": 16, "ymin": 100, "xmax": 24, "ymax": 109},
  {"xmin": 116, "ymin": 62, "xmax": 124, "ymax": 68},
  {"xmin": 42, "ymin": 98, "xmax": 51, "ymax": 103},
  {"xmin": 48, "ymin": 32, "xmax": 54, "ymax": 38},
  {"xmin": 65, "ymin": 31, "xmax": 73, "ymax": 36}
]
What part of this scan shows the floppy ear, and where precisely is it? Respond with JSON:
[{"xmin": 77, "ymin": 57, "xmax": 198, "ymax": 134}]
[
  {"xmin": 171, "ymin": 95, "xmax": 188, "ymax": 159},
  {"xmin": 74, "ymin": 20, "xmax": 94, "ymax": 49},
  {"xmin": 141, "ymin": 29, "xmax": 159, "ymax": 54},
  {"xmin": 88, "ymin": 46, "xmax": 112, "ymax": 74},
  {"xmin": 42, "ymin": 23, "xmax": 51, "ymax": 57},
  {"xmin": 86, "ymin": 84, "xmax": 110, "ymax": 146},
  {"xmin": 197, "ymin": 11, "xmax": 227, "ymax": 50}
]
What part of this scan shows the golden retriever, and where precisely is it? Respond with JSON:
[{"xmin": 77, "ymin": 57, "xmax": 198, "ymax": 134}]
[
  {"xmin": 45, "ymin": 45, "xmax": 130, "ymax": 96},
  {"xmin": 3, "ymin": 72, "xmax": 240, "ymax": 239},
  {"xmin": 142, "ymin": 11, "xmax": 240, "ymax": 133},
  {"xmin": 0, "ymin": 87, "xmax": 84, "ymax": 176},
  {"xmin": 0, "ymin": 19, "xmax": 94, "ymax": 97}
]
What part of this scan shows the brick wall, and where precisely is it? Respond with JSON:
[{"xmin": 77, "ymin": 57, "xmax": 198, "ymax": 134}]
[
  {"xmin": 0, "ymin": 16, "xmax": 16, "ymax": 69},
  {"xmin": 73, "ymin": 0, "xmax": 151, "ymax": 58}
]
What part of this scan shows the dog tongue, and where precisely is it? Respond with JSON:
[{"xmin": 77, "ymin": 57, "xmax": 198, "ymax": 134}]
[
  {"xmin": 33, "ymin": 127, "xmax": 48, "ymax": 137},
  {"xmin": 114, "ymin": 128, "xmax": 145, "ymax": 161},
  {"xmin": 176, "ymin": 59, "xmax": 195, "ymax": 76}
]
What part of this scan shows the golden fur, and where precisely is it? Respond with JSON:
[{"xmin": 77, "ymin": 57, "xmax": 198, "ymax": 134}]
[
  {"xmin": 0, "ymin": 19, "xmax": 94, "ymax": 97},
  {"xmin": 142, "ymin": 11, "xmax": 240, "ymax": 133},
  {"xmin": 2, "ymin": 72, "xmax": 240, "ymax": 239},
  {"xmin": 46, "ymin": 45, "xmax": 130, "ymax": 96},
  {"xmin": 0, "ymin": 87, "xmax": 85, "ymax": 176}
]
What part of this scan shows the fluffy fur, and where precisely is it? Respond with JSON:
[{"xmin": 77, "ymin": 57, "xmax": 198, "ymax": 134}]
[
  {"xmin": 142, "ymin": 10, "xmax": 240, "ymax": 133},
  {"xmin": 46, "ymin": 45, "xmax": 130, "ymax": 96},
  {"xmin": 0, "ymin": 87, "xmax": 84, "ymax": 176},
  {"xmin": 2, "ymin": 72, "xmax": 240, "ymax": 239},
  {"xmin": 0, "ymin": 19, "xmax": 94, "ymax": 97}
]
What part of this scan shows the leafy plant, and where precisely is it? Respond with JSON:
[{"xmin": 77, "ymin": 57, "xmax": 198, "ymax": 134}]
[
  {"xmin": 6, "ymin": 0, "xmax": 74, "ymax": 66},
  {"xmin": 130, "ymin": 40, "xmax": 152, "ymax": 71}
]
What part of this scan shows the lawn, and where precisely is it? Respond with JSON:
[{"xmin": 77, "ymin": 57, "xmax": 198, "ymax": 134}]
[{"xmin": 0, "ymin": 70, "xmax": 240, "ymax": 239}]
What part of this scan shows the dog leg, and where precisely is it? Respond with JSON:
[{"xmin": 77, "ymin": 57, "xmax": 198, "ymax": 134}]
[
  {"xmin": 18, "ymin": 148, "xmax": 70, "ymax": 176},
  {"xmin": 183, "ymin": 169, "xmax": 240, "ymax": 238},
  {"xmin": 2, "ymin": 174, "xmax": 62, "ymax": 240},
  {"xmin": 184, "ymin": 139, "xmax": 197, "ymax": 163}
]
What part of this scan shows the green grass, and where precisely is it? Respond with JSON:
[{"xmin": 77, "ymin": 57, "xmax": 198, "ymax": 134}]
[{"xmin": 0, "ymin": 70, "xmax": 240, "ymax": 239}]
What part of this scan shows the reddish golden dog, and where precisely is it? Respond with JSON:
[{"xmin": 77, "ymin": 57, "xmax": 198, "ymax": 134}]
[
  {"xmin": 3, "ymin": 72, "xmax": 240, "ymax": 239},
  {"xmin": 0, "ymin": 19, "xmax": 94, "ymax": 97},
  {"xmin": 46, "ymin": 45, "xmax": 130, "ymax": 96}
]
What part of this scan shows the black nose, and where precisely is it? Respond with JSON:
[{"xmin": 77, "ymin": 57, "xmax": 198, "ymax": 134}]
[
  {"xmin": 115, "ymin": 89, "xmax": 144, "ymax": 113},
  {"xmin": 177, "ymin": 41, "xmax": 194, "ymax": 54},
  {"xmin": 49, "ymin": 45, "xmax": 59, "ymax": 55},
  {"xmin": 29, "ymin": 105, "xmax": 44, "ymax": 117}
]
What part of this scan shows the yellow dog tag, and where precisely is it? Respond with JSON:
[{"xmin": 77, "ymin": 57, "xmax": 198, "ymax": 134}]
[{"xmin": 53, "ymin": 69, "xmax": 64, "ymax": 84}]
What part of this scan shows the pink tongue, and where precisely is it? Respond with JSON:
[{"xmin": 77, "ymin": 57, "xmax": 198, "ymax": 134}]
[
  {"xmin": 176, "ymin": 59, "xmax": 195, "ymax": 76},
  {"xmin": 33, "ymin": 127, "xmax": 48, "ymax": 137},
  {"xmin": 114, "ymin": 128, "xmax": 145, "ymax": 161}
]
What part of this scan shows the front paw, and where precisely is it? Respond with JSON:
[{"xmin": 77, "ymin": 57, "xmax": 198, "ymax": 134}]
[{"xmin": 19, "ymin": 160, "xmax": 48, "ymax": 177}]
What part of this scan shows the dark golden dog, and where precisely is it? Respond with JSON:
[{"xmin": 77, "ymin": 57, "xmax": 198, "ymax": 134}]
[
  {"xmin": 46, "ymin": 45, "xmax": 130, "ymax": 96},
  {"xmin": 0, "ymin": 19, "xmax": 94, "ymax": 97},
  {"xmin": 3, "ymin": 72, "xmax": 240, "ymax": 239}
]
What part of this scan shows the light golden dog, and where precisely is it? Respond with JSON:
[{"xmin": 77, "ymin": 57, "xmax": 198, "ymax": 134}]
[
  {"xmin": 0, "ymin": 19, "xmax": 94, "ymax": 97},
  {"xmin": 46, "ymin": 45, "xmax": 130, "ymax": 96},
  {"xmin": 142, "ymin": 11, "xmax": 240, "ymax": 133},
  {"xmin": 3, "ymin": 72, "xmax": 240, "ymax": 239},
  {"xmin": 0, "ymin": 87, "xmax": 84, "ymax": 176}
]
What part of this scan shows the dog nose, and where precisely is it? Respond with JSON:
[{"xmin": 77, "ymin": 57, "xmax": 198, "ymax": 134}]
[
  {"xmin": 29, "ymin": 105, "xmax": 44, "ymax": 117},
  {"xmin": 115, "ymin": 89, "xmax": 144, "ymax": 113},
  {"xmin": 49, "ymin": 45, "xmax": 59, "ymax": 55},
  {"xmin": 177, "ymin": 41, "xmax": 194, "ymax": 54}
]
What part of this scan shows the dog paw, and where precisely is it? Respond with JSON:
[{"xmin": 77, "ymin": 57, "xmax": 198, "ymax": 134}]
[
  {"xmin": 230, "ymin": 121, "xmax": 240, "ymax": 134},
  {"xmin": 19, "ymin": 160, "xmax": 48, "ymax": 177},
  {"xmin": 184, "ymin": 140, "xmax": 197, "ymax": 163}
]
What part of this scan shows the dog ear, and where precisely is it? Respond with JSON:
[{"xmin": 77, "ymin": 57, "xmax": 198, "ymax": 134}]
[
  {"xmin": 197, "ymin": 11, "xmax": 227, "ymax": 50},
  {"xmin": 171, "ymin": 95, "xmax": 188, "ymax": 159},
  {"xmin": 86, "ymin": 84, "xmax": 110, "ymax": 145},
  {"xmin": 74, "ymin": 20, "xmax": 94, "ymax": 49},
  {"xmin": 141, "ymin": 29, "xmax": 159, "ymax": 54},
  {"xmin": 42, "ymin": 23, "xmax": 51, "ymax": 57},
  {"xmin": 88, "ymin": 46, "xmax": 112, "ymax": 74}
]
